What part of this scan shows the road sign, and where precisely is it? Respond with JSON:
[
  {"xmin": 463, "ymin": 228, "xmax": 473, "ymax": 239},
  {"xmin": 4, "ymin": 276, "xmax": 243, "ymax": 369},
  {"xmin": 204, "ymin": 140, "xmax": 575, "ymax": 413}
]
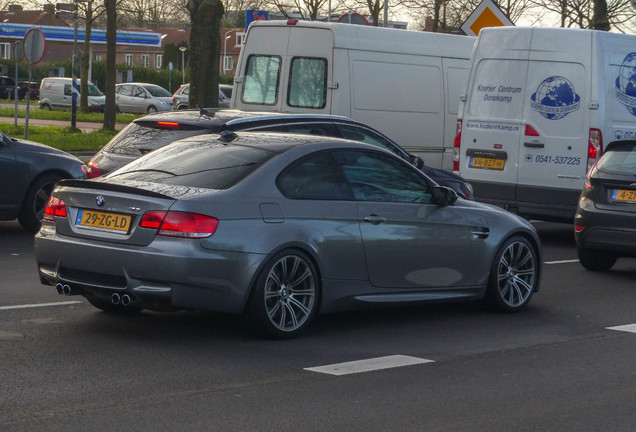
[
  {"xmin": 56, "ymin": 2, "xmax": 77, "ymax": 11},
  {"xmin": 56, "ymin": 11, "xmax": 77, "ymax": 20},
  {"xmin": 460, "ymin": 0, "xmax": 514, "ymax": 37},
  {"xmin": 169, "ymin": 61, "xmax": 173, "ymax": 71},
  {"xmin": 23, "ymin": 28, "xmax": 46, "ymax": 64}
]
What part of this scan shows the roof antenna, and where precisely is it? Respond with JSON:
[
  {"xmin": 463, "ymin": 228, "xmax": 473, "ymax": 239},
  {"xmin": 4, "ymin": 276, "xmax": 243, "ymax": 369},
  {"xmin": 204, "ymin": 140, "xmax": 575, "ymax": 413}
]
[
  {"xmin": 199, "ymin": 105, "xmax": 210, "ymax": 118},
  {"xmin": 219, "ymin": 130, "xmax": 238, "ymax": 143}
]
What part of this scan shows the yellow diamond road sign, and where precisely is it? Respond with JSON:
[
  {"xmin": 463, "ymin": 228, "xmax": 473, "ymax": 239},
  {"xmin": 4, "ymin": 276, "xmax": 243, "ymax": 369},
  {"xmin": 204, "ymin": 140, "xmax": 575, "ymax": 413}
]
[{"xmin": 461, "ymin": 0, "xmax": 514, "ymax": 37}]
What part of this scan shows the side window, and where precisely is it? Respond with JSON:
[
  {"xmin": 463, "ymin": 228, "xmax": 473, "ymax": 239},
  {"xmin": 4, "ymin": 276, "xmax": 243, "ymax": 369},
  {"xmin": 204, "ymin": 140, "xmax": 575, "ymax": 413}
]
[
  {"xmin": 333, "ymin": 150, "xmax": 431, "ymax": 203},
  {"xmin": 133, "ymin": 86, "xmax": 146, "ymax": 98},
  {"xmin": 64, "ymin": 83, "xmax": 72, "ymax": 96},
  {"xmin": 287, "ymin": 57, "xmax": 327, "ymax": 109},
  {"xmin": 277, "ymin": 152, "xmax": 350, "ymax": 200},
  {"xmin": 242, "ymin": 55, "xmax": 281, "ymax": 105},
  {"xmin": 117, "ymin": 85, "xmax": 131, "ymax": 96},
  {"xmin": 336, "ymin": 125, "xmax": 403, "ymax": 157}
]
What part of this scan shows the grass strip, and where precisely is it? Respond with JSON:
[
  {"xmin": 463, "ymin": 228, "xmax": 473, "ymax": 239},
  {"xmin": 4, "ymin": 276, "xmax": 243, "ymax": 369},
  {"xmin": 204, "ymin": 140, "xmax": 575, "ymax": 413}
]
[
  {"xmin": 0, "ymin": 124, "xmax": 116, "ymax": 152},
  {"xmin": 0, "ymin": 107, "xmax": 138, "ymax": 124}
]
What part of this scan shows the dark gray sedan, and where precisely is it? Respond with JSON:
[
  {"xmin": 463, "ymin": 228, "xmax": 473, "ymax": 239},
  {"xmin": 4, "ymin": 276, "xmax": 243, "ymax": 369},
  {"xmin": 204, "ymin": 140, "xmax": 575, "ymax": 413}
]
[
  {"xmin": 0, "ymin": 132, "xmax": 86, "ymax": 233},
  {"xmin": 35, "ymin": 132, "xmax": 541, "ymax": 338}
]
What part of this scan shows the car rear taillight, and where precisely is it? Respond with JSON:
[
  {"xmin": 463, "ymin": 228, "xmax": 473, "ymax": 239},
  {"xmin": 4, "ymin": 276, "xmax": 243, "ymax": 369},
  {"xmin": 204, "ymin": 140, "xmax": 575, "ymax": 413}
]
[
  {"xmin": 587, "ymin": 129, "xmax": 602, "ymax": 172},
  {"xmin": 524, "ymin": 124, "xmax": 540, "ymax": 136},
  {"xmin": 453, "ymin": 119, "xmax": 462, "ymax": 172},
  {"xmin": 139, "ymin": 211, "xmax": 218, "ymax": 238},
  {"xmin": 574, "ymin": 225, "xmax": 584, "ymax": 233},
  {"xmin": 43, "ymin": 196, "xmax": 67, "ymax": 221},
  {"xmin": 86, "ymin": 160, "xmax": 101, "ymax": 178}
]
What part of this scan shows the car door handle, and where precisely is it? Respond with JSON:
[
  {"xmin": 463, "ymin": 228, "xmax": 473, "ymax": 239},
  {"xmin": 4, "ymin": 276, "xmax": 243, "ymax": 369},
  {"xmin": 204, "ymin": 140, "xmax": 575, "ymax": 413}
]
[
  {"xmin": 524, "ymin": 142, "xmax": 544, "ymax": 148},
  {"xmin": 363, "ymin": 214, "xmax": 386, "ymax": 225}
]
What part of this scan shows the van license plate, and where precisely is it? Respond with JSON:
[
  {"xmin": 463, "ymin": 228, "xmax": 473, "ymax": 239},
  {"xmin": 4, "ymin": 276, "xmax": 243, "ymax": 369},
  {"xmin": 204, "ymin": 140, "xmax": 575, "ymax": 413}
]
[
  {"xmin": 76, "ymin": 209, "xmax": 132, "ymax": 233},
  {"xmin": 469, "ymin": 157, "xmax": 505, "ymax": 170},
  {"xmin": 612, "ymin": 189, "xmax": 636, "ymax": 203}
]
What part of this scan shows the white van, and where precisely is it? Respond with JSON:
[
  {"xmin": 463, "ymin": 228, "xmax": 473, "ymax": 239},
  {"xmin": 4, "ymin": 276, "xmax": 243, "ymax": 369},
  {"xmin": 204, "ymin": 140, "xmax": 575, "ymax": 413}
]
[
  {"xmin": 231, "ymin": 20, "xmax": 475, "ymax": 170},
  {"xmin": 455, "ymin": 26, "xmax": 636, "ymax": 222},
  {"xmin": 39, "ymin": 77, "xmax": 105, "ymax": 112}
]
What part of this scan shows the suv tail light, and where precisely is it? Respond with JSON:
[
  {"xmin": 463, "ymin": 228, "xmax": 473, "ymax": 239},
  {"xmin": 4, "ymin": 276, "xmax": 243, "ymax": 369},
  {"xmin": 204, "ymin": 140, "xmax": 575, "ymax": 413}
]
[
  {"xmin": 587, "ymin": 129, "xmax": 602, "ymax": 172},
  {"xmin": 453, "ymin": 120, "xmax": 462, "ymax": 172},
  {"xmin": 139, "ymin": 211, "xmax": 218, "ymax": 238},
  {"xmin": 43, "ymin": 196, "xmax": 67, "ymax": 221},
  {"xmin": 86, "ymin": 160, "xmax": 101, "ymax": 178}
]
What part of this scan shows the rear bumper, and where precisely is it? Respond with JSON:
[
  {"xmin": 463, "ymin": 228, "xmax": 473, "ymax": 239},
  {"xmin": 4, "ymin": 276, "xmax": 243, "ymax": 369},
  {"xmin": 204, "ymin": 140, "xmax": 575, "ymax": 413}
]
[
  {"xmin": 35, "ymin": 226, "xmax": 267, "ymax": 314},
  {"xmin": 575, "ymin": 200, "xmax": 636, "ymax": 256}
]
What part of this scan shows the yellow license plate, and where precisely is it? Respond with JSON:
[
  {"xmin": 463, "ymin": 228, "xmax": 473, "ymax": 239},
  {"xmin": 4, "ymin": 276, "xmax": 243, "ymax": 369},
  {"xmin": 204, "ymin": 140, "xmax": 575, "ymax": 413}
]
[
  {"xmin": 612, "ymin": 189, "xmax": 636, "ymax": 202},
  {"xmin": 76, "ymin": 209, "xmax": 132, "ymax": 232},
  {"xmin": 469, "ymin": 157, "xmax": 505, "ymax": 170}
]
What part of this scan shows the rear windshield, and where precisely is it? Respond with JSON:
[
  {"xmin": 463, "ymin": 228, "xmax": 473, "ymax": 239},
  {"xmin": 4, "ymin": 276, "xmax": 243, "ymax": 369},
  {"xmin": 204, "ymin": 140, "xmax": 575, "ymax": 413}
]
[
  {"xmin": 108, "ymin": 140, "xmax": 275, "ymax": 189},
  {"xmin": 597, "ymin": 142, "xmax": 636, "ymax": 175},
  {"xmin": 103, "ymin": 122, "xmax": 216, "ymax": 156}
]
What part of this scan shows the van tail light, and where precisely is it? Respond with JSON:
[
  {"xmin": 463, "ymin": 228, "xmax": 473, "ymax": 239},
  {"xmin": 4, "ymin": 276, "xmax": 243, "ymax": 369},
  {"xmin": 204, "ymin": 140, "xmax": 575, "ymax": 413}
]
[
  {"xmin": 524, "ymin": 124, "xmax": 539, "ymax": 136},
  {"xmin": 86, "ymin": 160, "xmax": 101, "ymax": 178},
  {"xmin": 587, "ymin": 129, "xmax": 602, "ymax": 172},
  {"xmin": 453, "ymin": 119, "xmax": 462, "ymax": 172},
  {"xmin": 139, "ymin": 211, "xmax": 218, "ymax": 238},
  {"xmin": 43, "ymin": 196, "xmax": 67, "ymax": 221}
]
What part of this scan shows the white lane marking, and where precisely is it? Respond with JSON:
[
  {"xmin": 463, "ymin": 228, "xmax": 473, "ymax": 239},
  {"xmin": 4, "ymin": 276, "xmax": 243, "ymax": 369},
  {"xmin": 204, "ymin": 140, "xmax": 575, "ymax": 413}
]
[
  {"xmin": 606, "ymin": 324, "xmax": 636, "ymax": 333},
  {"xmin": 0, "ymin": 301, "xmax": 82, "ymax": 311},
  {"xmin": 545, "ymin": 259, "xmax": 579, "ymax": 265},
  {"xmin": 304, "ymin": 355, "xmax": 434, "ymax": 376}
]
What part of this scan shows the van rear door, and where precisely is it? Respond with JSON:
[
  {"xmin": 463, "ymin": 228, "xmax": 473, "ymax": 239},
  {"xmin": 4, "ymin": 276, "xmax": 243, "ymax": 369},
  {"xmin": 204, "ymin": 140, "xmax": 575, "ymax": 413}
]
[
  {"xmin": 461, "ymin": 59, "xmax": 529, "ymax": 203},
  {"xmin": 236, "ymin": 24, "xmax": 333, "ymax": 114},
  {"xmin": 516, "ymin": 30, "xmax": 590, "ymax": 211}
]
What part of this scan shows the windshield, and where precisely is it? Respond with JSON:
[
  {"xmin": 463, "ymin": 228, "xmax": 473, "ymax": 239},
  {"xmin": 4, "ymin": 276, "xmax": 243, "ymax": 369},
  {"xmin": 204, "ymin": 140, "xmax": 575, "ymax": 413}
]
[
  {"xmin": 144, "ymin": 85, "xmax": 172, "ymax": 97},
  {"xmin": 87, "ymin": 84, "xmax": 103, "ymax": 96}
]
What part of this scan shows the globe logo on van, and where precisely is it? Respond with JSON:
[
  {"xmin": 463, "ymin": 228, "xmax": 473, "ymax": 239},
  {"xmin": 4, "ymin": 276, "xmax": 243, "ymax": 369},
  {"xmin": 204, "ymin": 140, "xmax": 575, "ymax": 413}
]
[
  {"xmin": 530, "ymin": 76, "xmax": 580, "ymax": 120},
  {"xmin": 615, "ymin": 52, "xmax": 636, "ymax": 116}
]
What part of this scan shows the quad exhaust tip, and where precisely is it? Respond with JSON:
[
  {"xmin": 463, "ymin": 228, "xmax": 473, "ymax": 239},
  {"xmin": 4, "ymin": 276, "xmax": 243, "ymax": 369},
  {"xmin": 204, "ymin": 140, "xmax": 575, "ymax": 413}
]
[{"xmin": 55, "ymin": 283, "xmax": 72, "ymax": 296}]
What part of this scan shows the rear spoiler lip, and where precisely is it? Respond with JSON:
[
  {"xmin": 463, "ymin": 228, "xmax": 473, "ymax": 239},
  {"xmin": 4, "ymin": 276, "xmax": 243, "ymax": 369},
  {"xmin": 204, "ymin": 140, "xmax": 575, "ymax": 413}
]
[{"xmin": 56, "ymin": 179, "xmax": 173, "ymax": 200}]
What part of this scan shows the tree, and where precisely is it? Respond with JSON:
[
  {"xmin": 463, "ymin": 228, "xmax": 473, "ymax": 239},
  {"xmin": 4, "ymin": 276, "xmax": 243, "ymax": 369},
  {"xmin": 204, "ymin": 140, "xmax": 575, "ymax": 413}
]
[
  {"xmin": 592, "ymin": 0, "xmax": 610, "ymax": 30},
  {"xmin": 79, "ymin": 1, "xmax": 108, "ymax": 112},
  {"xmin": 103, "ymin": 0, "xmax": 117, "ymax": 130},
  {"xmin": 187, "ymin": 0, "xmax": 224, "ymax": 109}
]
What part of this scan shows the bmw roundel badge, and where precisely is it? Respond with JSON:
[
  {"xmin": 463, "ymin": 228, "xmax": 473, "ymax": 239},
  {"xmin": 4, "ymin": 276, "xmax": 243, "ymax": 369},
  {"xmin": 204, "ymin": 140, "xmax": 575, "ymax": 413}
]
[{"xmin": 96, "ymin": 196, "xmax": 105, "ymax": 207}]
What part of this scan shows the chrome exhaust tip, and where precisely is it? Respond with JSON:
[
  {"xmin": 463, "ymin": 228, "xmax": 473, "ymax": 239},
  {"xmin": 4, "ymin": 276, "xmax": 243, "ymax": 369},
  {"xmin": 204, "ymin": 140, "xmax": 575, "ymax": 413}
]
[
  {"xmin": 121, "ymin": 294, "xmax": 131, "ymax": 306},
  {"xmin": 55, "ymin": 283, "xmax": 64, "ymax": 295},
  {"xmin": 111, "ymin": 293, "xmax": 121, "ymax": 305},
  {"xmin": 63, "ymin": 285, "xmax": 72, "ymax": 296}
]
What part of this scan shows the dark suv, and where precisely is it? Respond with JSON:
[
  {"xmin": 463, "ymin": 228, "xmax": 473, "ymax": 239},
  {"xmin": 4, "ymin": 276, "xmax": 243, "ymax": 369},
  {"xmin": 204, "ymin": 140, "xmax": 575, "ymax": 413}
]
[{"xmin": 87, "ymin": 110, "xmax": 474, "ymax": 199}]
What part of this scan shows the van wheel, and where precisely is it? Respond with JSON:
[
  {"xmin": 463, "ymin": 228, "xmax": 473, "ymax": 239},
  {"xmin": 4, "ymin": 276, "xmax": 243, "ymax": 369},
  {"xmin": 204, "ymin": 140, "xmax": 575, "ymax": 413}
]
[
  {"xmin": 115, "ymin": 105, "xmax": 121, "ymax": 113},
  {"xmin": 19, "ymin": 173, "xmax": 63, "ymax": 234},
  {"xmin": 40, "ymin": 103, "xmax": 51, "ymax": 110},
  {"xmin": 577, "ymin": 247, "xmax": 616, "ymax": 272},
  {"xmin": 484, "ymin": 236, "xmax": 537, "ymax": 312},
  {"xmin": 147, "ymin": 105, "xmax": 158, "ymax": 113}
]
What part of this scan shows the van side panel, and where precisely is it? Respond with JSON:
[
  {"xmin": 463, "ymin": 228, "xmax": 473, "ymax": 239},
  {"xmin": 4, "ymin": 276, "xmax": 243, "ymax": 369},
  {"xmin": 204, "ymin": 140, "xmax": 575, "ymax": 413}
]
[{"xmin": 348, "ymin": 52, "xmax": 445, "ymax": 168}]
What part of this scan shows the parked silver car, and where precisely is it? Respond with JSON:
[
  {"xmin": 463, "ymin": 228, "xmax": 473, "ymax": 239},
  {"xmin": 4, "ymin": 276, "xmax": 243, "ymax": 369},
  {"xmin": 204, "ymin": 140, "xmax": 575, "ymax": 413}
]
[
  {"xmin": 35, "ymin": 132, "xmax": 541, "ymax": 338},
  {"xmin": 172, "ymin": 83, "xmax": 232, "ymax": 110},
  {"xmin": 115, "ymin": 83, "xmax": 172, "ymax": 113}
]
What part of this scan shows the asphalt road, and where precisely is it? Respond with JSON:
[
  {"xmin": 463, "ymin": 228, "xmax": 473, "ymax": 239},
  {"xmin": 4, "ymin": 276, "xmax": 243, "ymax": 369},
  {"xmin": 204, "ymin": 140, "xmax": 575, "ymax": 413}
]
[{"xmin": 0, "ymin": 220, "xmax": 634, "ymax": 431}]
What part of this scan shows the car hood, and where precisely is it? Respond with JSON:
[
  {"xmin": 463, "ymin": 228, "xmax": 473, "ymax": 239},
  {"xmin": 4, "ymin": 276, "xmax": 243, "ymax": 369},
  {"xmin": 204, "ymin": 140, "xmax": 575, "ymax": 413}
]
[{"xmin": 452, "ymin": 197, "xmax": 536, "ymax": 230}]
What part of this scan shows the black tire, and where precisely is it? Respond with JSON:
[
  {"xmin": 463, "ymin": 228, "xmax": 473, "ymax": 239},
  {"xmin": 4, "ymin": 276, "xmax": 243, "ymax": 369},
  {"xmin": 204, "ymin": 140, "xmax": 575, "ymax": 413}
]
[
  {"xmin": 18, "ymin": 173, "xmax": 63, "ymax": 234},
  {"xmin": 86, "ymin": 296, "xmax": 142, "ymax": 315},
  {"xmin": 577, "ymin": 247, "xmax": 616, "ymax": 272},
  {"xmin": 115, "ymin": 105, "xmax": 121, "ymax": 114},
  {"xmin": 484, "ymin": 236, "xmax": 538, "ymax": 312},
  {"xmin": 147, "ymin": 105, "xmax": 158, "ymax": 113},
  {"xmin": 40, "ymin": 103, "xmax": 51, "ymax": 110},
  {"xmin": 246, "ymin": 249, "xmax": 320, "ymax": 339}
]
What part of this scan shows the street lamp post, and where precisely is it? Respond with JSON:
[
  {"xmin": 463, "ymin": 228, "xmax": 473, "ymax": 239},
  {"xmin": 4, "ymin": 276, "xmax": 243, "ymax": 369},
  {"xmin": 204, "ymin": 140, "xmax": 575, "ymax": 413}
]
[
  {"xmin": 179, "ymin": 46, "xmax": 187, "ymax": 85},
  {"xmin": 222, "ymin": 29, "xmax": 237, "ymax": 75}
]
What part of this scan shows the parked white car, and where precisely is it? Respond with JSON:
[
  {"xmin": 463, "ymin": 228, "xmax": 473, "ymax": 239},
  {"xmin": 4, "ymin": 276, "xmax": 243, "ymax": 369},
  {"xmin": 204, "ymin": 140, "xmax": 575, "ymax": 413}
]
[
  {"xmin": 39, "ymin": 77, "xmax": 105, "ymax": 112},
  {"xmin": 115, "ymin": 83, "xmax": 172, "ymax": 114}
]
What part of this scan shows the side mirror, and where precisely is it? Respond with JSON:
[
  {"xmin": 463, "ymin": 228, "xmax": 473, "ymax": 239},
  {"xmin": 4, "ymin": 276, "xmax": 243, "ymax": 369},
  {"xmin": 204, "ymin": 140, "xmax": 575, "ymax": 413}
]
[
  {"xmin": 431, "ymin": 186, "xmax": 458, "ymax": 206},
  {"xmin": 409, "ymin": 154, "xmax": 424, "ymax": 169}
]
